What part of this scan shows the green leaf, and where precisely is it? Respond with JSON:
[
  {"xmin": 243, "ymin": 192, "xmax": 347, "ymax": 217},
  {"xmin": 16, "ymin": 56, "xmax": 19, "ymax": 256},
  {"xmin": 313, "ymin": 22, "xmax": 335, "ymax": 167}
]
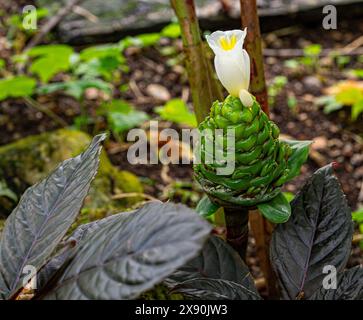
[
  {"xmin": 352, "ymin": 207, "xmax": 363, "ymax": 223},
  {"xmin": 100, "ymin": 100, "xmax": 149, "ymax": 133},
  {"xmin": 154, "ymin": 99, "xmax": 197, "ymax": 127},
  {"xmin": 352, "ymin": 99, "xmax": 363, "ymax": 120},
  {"xmin": 309, "ymin": 266, "xmax": 363, "ymax": 300},
  {"xmin": 42, "ymin": 202, "xmax": 212, "ymax": 300},
  {"xmin": 0, "ymin": 76, "xmax": 36, "ymax": 101},
  {"xmin": 79, "ymin": 44, "xmax": 123, "ymax": 62},
  {"xmin": 0, "ymin": 134, "xmax": 106, "ymax": 299},
  {"xmin": 283, "ymin": 192, "xmax": 295, "ymax": 203},
  {"xmin": 195, "ymin": 195, "xmax": 220, "ymax": 217},
  {"xmin": 27, "ymin": 45, "xmax": 74, "ymax": 83},
  {"xmin": 349, "ymin": 69, "xmax": 363, "ymax": 79},
  {"xmin": 257, "ymin": 192, "xmax": 291, "ymax": 224},
  {"xmin": 335, "ymin": 87, "xmax": 363, "ymax": 106},
  {"xmin": 136, "ymin": 33, "xmax": 161, "ymax": 47},
  {"xmin": 161, "ymin": 23, "xmax": 181, "ymax": 38},
  {"xmin": 282, "ymin": 139, "xmax": 312, "ymax": 183},
  {"xmin": 316, "ymin": 95, "xmax": 344, "ymax": 114},
  {"xmin": 270, "ymin": 164, "xmax": 353, "ymax": 299},
  {"xmin": 0, "ymin": 180, "xmax": 17, "ymax": 202},
  {"xmin": 37, "ymin": 79, "xmax": 112, "ymax": 100},
  {"xmin": 284, "ymin": 59, "xmax": 299, "ymax": 69},
  {"xmin": 303, "ymin": 44, "xmax": 322, "ymax": 57}
]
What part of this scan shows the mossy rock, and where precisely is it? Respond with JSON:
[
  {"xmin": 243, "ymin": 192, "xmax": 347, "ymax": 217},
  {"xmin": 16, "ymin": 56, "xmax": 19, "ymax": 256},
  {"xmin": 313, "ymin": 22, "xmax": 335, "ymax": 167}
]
[{"xmin": 0, "ymin": 129, "xmax": 143, "ymax": 220}]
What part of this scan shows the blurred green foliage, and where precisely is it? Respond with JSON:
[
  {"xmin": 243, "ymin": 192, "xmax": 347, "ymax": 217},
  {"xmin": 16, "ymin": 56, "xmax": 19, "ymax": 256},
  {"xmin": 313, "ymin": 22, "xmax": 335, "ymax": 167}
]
[
  {"xmin": 268, "ymin": 75, "xmax": 287, "ymax": 107},
  {"xmin": 316, "ymin": 80, "xmax": 363, "ymax": 121},
  {"xmin": 98, "ymin": 100, "xmax": 149, "ymax": 136},
  {"xmin": 0, "ymin": 76, "xmax": 36, "ymax": 100},
  {"xmin": 154, "ymin": 99, "xmax": 197, "ymax": 127},
  {"xmin": 352, "ymin": 207, "xmax": 363, "ymax": 250},
  {"xmin": 0, "ymin": 21, "xmax": 182, "ymax": 136}
]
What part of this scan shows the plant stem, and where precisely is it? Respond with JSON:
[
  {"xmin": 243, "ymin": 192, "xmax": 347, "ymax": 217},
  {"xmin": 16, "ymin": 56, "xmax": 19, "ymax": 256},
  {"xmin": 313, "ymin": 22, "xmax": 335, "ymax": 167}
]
[
  {"xmin": 23, "ymin": 97, "xmax": 68, "ymax": 127},
  {"xmin": 240, "ymin": 0, "xmax": 279, "ymax": 298},
  {"xmin": 224, "ymin": 207, "xmax": 249, "ymax": 261},
  {"xmin": 170, "ymin": 0, "xmax": 223, "ymax": 123},
  {"xmin": 240, "ymin": 0, "xmax": 269, "ymax": 115}
]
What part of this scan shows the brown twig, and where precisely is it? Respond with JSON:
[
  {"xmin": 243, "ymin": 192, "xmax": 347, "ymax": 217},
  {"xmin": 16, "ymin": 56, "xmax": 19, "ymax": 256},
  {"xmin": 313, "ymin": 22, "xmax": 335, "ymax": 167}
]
[
  {"xmin": 23, "ymin": 97, "xmax": 68, "ymax": 127},
  {"xmin": 353, "ymin": 233, "xmax": 363, "ymax": 244},
  {"xmin": 111, "ymin": 192, "xmax": 158, "ymax": 202},
  {"xmin": 25, "ymin": 0, "xmax": 82, "ymax": 51},
  {"xmin": 72, "ymin": 5, "xmax": 98, "ymax": 23}
]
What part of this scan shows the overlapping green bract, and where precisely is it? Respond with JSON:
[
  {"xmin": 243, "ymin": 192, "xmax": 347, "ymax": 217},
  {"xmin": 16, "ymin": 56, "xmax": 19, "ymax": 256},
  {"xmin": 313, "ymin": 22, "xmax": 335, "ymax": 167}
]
[{"xmin": 194, "ymin": 95, "xmax": 291, "ymax": 207}]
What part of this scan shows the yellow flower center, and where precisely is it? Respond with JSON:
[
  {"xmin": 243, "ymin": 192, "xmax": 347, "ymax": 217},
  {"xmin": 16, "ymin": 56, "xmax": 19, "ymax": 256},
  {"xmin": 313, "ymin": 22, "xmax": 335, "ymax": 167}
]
[{"xmin": 219, "ymin": 35, "xmax": 237, "ymax": 51}]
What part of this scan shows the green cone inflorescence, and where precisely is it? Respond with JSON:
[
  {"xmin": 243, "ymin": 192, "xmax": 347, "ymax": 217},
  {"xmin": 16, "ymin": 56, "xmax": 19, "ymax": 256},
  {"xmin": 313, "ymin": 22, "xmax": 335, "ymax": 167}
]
[{"xmin": 194, "ymin": 95, "xmax": 291, "ymax": 208}]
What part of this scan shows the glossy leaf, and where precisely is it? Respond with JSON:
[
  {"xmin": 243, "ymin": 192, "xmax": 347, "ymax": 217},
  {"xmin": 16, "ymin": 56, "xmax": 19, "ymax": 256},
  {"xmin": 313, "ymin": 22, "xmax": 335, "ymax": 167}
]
[
  {"xmin": 165, "ymin": 236, "xmax": 260, "ymax": 300},
  {"xmin": 270, "ymin": 164, "xmax": 353, "ymax": 299},
  {"xmin": 37, "ymin": 212, "xmax": 124, "ymax": 291},
  {"xmin": 309, "ymin": 266, "xmax": 363, "ymax": 300},
  {"xmin": 42, "ymin": 202, "xmax": 211, "ymax": 300},
  {"xmin": 0, "ymin": 134, "xmax": 105, "ymax": 299},
  {"xmin": 167, "ymin": 235, "xmax": 256, "ymax": 288},
  {"xmin": 257, "ymin": 192, "xmax": 291, "ymax": 224},
  {"xmin": 173, "ymin": 278, "xmax": 261, "ymax": 300},
  {"xmin": 195, "ymin": 195, "xmax": 220, "ymax": 218}
]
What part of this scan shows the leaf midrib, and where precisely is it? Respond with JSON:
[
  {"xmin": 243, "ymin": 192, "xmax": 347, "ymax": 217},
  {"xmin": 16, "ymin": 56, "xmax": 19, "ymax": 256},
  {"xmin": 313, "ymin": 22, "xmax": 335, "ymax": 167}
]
[
  {"xmin": 298, "ymin": 183, "xmax": 325, "ymax": 297},
  {"xmin": 8, "ymin": 150, "xmax": 96, "ymax": 298}
]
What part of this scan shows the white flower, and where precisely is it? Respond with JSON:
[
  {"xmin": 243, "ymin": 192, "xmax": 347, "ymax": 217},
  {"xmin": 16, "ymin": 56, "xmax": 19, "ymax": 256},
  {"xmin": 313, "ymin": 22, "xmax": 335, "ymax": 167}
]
[{"xmin": 206, "ymin": 28, "xmax": 253, "ymax": 107}]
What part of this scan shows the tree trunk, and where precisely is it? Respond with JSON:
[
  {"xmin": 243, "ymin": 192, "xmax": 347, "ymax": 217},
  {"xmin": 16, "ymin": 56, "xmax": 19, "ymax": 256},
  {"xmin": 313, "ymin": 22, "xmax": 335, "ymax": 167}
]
[{"xmin": 170, "ymin": 0, "xmax": 223, "ymax": 123}]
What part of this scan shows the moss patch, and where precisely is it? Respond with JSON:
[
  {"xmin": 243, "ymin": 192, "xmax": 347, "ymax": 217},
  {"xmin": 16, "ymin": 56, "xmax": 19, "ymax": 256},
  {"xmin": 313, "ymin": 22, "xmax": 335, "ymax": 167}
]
[{"xmin": 0, "ymin": 129, "xmax": 143, "ymax": 219}]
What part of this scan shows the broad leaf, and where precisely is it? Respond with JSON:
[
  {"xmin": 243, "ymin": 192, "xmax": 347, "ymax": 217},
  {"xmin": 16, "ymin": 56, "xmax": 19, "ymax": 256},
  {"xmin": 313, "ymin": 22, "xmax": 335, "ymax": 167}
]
[
  {"xmin": 42, "ymin": 202, "xmax": 211, "ymax": 300},
  {"xmin": 28, "ymin": 45, "xmax": 74, "ymax": 83},
  {"xmin": 0, "ymin": 134, "xmax": 106, "ymax": 299},
  {"xmin": 309, "ymin": 266, "xmax": 363, "ymax": 300},
  {"xmin": 195, "ymin": 195, "xmax": 220, "ymax": 218},
  {"xmin": 257, "ymin": 192, "xmax": 291, "ymax": 224},
  {"xmin": 99, "ymin": 100, "xmax": 149, "ymax": 134},
  {"xmin": 270, "ymin": 164, "xmax": 353, "ymax": 299},
  {"xmin": 165, "ymin": 236, "xmax": 260, "ymax": 300},
  {"xmin": 173, "ymin": 278, "xmax": 261, "ymax": 300},
  {"xmin": 166, "ymin": 235, "xmax": 256, "ymax": 288},
  {"xmin": 0, "ymin": 76, "xmax": 36, "ymax": 101},
  {"xmin": 154, "ymin": 99, "xmax": 197, "ymax": 127},
  {"xmin": 37, "ymin": 213, "xmax": 126, "ymax": 290},
  {"xmin": 79, "ymin": 44, "xmax": 123, "ymax": 62},
  {"xmin": 282, "ymin": 139, "xmax": 311, "ymax": 183}
]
